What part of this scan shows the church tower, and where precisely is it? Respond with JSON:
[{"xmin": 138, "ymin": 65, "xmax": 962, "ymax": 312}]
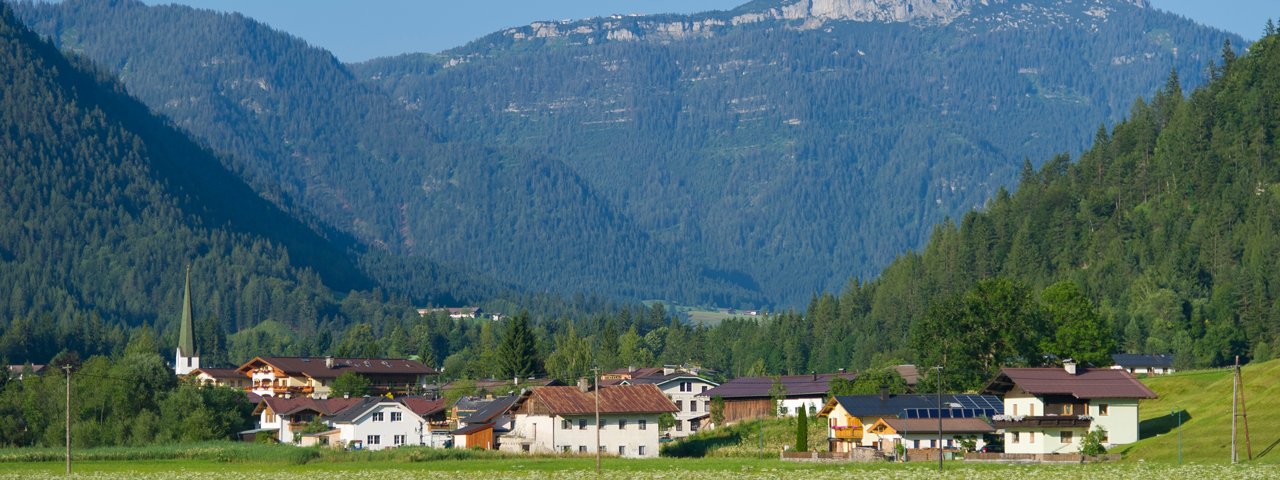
[{"xmin": 175, "ymin": 266, "xmax": 199, "ymax": 375}]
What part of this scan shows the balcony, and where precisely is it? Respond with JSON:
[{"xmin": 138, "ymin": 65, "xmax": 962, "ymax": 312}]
[
  {"xmin": 991, "ymin": 415, "xmax": 1092, "ymax": 429},
  {"xmin": 832, "ymin": 427, "xmax": 863, "ymax": 441}
]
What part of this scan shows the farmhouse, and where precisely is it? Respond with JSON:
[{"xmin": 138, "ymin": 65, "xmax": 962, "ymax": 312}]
[
  {"xmin": 188, "ymin": 367, "xmax": 250, "ymax": 389},
  {"xmin": 235, "ymin": 356, "xmax": 435, "ymax": 398},
  {"xmin": 451, "ymin": 395, "xmax": 519, "ymax": 449},
  {"xmin": 981, "ymin": 362, "xmax": 1157, "ymax": 454},
  {"xmin": 253, "ymin": 396, "xmax": 364, "ymax": 444},
  {"xmin": 501, "ymin": 383, "xmax": 677, "ymax": 457},
  {"xmin": 605, "ymin": 366, "xmax": 719, "ymax": 437},
  {"xmin": 818, "ymin": 392, "xmax": 1002, "ymax": 453},
  {"xmin": 701, "ymin": 372, "xmax": 855, "ymax": 423},
  {"xmin": 1110, "ymin": 354, "xmax": 1176, "ymax": 376}
]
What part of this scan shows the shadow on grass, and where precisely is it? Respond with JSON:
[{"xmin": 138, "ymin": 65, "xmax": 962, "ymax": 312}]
[
  {"xmin": 1140, "ymin": 409, "xmax": 1191, "ymax": 439},
  {"xmin": 661, "ymin": 421, "xmax": 753, "ymax": 458},
  {"xmin": 1257, "ymin": 437, "xmax": 1280, "ymax": 459}
]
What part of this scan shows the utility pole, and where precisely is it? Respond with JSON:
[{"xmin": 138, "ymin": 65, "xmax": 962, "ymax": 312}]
[
  {"xmin": 934, "ymin": 365, "xmax": 943, "ymax": 472},
  {"xmin": 1232, "ymin": 357, "xmax": 1238, "ymax": 463},
  {"xmin": 593, "ymin": 366, "xmax": 601, "ymax": 474},
  {"xmin": 1173, "ymin": 407, "xmax": 1182, "ymax": 465},
  {"xmin": 63, "ymin": 364, "xmax": 72, "ymax": 475},
  {"xmin": 1235, "ymin": 356, "xmax": 1253, "ymax": 461}
]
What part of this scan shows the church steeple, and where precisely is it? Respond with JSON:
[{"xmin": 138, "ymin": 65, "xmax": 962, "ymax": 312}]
[{"xmin": 175, "ymin": 266, "xmax": 199, "ymax": 375}]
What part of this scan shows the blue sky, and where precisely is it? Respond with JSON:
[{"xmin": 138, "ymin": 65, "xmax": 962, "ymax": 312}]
[{"xmin": 144, "ymin": 1, "xmax": 1278, "ymax": 62}]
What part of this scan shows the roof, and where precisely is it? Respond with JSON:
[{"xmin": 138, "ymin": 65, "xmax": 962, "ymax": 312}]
[
  {"xmin": 256, "ymin": 396, "xmax": 365, "ymax": 417},
  {"xmin": 878, "ymin": 417, "xmax": 995, "ymax": 434},
  {"xmin": 825, "ymin": 394, "xmax": 1003, "ymax": 419},
  {"xmin": 893, "ymin": 365, "xmax": 921, "ymax": 386},
  {"xmin": 461, "ymin": 395, "xmax": 518, "ymax": 424},
  {"xmin": 452, "ymin": 422, "xmax": 494, "ymax": 435},
  {"xmin": 604, "ymin": 367, "xmax": 665, "ymax": 379},
  {"xmin": 624, "ymin": 372, "xmax": 719, "ymax": 388},
  {"xmin": 190, "ymin": 367, "xmax": 245, "ymax": 379},
  {"xmin": 401, "ymin": 397, "xmax": 447, "ymax": 416},
  {"xmin": 235, "ymin": 356, "xmax": 436, "ymax": 379},
  {"xmin": 981, "ymin": 368, "xmax": 1157, "ymax": 400},
  {"xmin": 1111, "ymin": 354, "xmax": 1174, "ymax": 368},
  {"xmin": 326, "ymin": 397, "xmax": 422, "ymax": 424},
  {"xmin": 518, "ymin": 384, "xmax": 678, "ymax": 415},
  {"xmin": 701, "ymin": 373, "xmax": 855, "ymax": 399}
]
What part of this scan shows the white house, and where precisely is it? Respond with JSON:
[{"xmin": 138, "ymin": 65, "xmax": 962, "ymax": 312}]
[
  {"xmin": 863, "ymin": 417, "xmax": 995, "ymax": 453},
  {"xmin": 324, "ymin": 398, "xmax": 433, "ymax": 450},
  {"xmin": 501, "ymin": 383, "xmax": 677, "ymax": 458},
  {"xmin": 1111, "ymin": 354, "xmax": 1176, "ymax": 376},
  {"xmin": 253, "ymin": 396, "xmax": 364, "ymax": 445},
  {"xmin": 982, "ymin": 362, "xmax": 1157, "ymax": 455},
  {"xmin": 609, "ymin": 367, "xmax": 719, "ymax": 437}
]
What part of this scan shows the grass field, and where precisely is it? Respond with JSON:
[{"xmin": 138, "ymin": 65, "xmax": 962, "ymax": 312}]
[{"xmin": 1119, "ymin": 358, "xmax": 1280, "ymax": 464}]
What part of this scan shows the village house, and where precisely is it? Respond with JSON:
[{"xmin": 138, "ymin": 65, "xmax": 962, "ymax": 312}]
[
  {"xmin": 818, "ymin": 392, "xmax": 1003, "ymax": 453},
  {"xmin": 5, "ymin": 364, "xmax": 45, "ymax": 380},
  {"xmin": 451, "ymin": 395, "xmax": 518, "ymax": 449},
  {"xmin": 604, "ymin": 366, "xmax": 719, "ymax": 437},
  {"xmin": 701, "ymin": 372, "xmax": 855, "ymax": 423},
  {"xmin": 864, "ymin": 417, "xmax": 996, "ymax": 454},
  {"xmin": 309, "ymin": 397, "xmax": 437, "ymax": 450},
  {"xmin": 1110, "ymin": 354, "xmax": 1176, "ymax": 376},
  {"xmin": 500, "ymin": 382, "xmax": 677, "ymax": 458},
  {"xmin": 235, "ymin": 356, "xmax": 436, "ymax": 398},
  {"xmin": 981, "ymin": 362, "xmax": 1157, "ymax": 455},
  {"xmin": 187, "ymin": 367, "xmax": 250, "ymax": 390},
  {"xmin": 416, "ymin": 307, "xmax": 481, "ymax": 319},
  {"xmin": 253, "ymin": 396, "xmax": 365, "ymax": 444}
]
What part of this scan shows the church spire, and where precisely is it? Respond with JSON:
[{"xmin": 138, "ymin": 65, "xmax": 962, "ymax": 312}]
[{"xmin": 175, "ymin": 265, "xmax": 199, "ymax": 375}]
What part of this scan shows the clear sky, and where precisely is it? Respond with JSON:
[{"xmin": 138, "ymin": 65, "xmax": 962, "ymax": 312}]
[{"xmin": 142, "ymin": 0, "xmax": 1278, "ymax": 62}]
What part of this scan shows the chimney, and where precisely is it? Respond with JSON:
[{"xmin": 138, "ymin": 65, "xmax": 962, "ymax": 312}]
[
  {"xmin": 879, "ymin": 385, "xmax": 889, "ymax": 401},
  {"xmin": 811, "ymin": 371, "xmax": 817, "ymax": 381},
  {"xmin": 578, "ymin": 377, "xmax": 590, "ymax": 393},
  {"xmin": 628, "ymin": 365, "xmax": 636, "ymax": 373},
  {"xmin": 1064, "ymin": 359, "xmax": 1078, "ymax": 375},
  {"xmin": 514, "ymin": 376, "xmax": 519, "ymax": 386},
  {"xmin": 838, "ymin": 368, "xmax": 846, "ymax": 374},
  {"xmin": 325, "ymin": 356, "xmax": 334, "ymax": 369}
]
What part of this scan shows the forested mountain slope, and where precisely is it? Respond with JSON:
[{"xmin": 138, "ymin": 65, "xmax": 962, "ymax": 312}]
[
  {"xmin": 12, "ymin": 0, "xmax": 754, "ymax": 306},
  {"xmin": 729, "ymin": 27, "xmax": 1280, "ymax": 377},
  {"xmin": 355, "ymin": 0, "xmax": 1238, "ymax": 305},
  {"xmin": 0, "ymin": 4, "xmax": 418, "ymax": 364}
]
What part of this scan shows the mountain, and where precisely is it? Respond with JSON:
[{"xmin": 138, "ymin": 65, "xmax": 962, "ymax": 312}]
[
  {"xmin": 353, "ymin": 0, "xmax": 1239, "ymax": 305},
  {"xmin": 12, "ymin": 0, "xmax": 755, "ymax": 307},
  {"xmin": 0, "ymin": 3, "xmax": 422, "ymax": 364}
]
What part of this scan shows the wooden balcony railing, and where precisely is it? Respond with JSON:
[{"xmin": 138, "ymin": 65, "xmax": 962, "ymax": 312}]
[{"xmin": 832, "ymin": 427, "xmax": 862, "ymax": 440}]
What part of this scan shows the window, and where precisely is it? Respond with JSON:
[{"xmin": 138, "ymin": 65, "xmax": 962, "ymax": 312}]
[
  {"xmin": 266, "ymin": 413, "xmax": 276, "ymax": 423},
  {"xmin": 1098, "ymin": 403, "xmax": 1109, "ymax": 416},
  {"xmin": 522, "ymin": 445, "xmax": 530, "ymax": 452},
  {"xmin": 390, "ymin": 412, "xmax": 402, "ymax": 422},
  {"xmin": 579, "ymin": 446, "xmax": 587, "ymax": 453},
  {"xmin": 780, "ymin": 406, "xmax": 789, "ymax": 415},
  {"xmin": 562, "ymin": 419, "xmax": 570, "ymax": 429},
  {"xmin": 372, "ymin": 412, "xmax": 384, "ymax": 422},
  {"xmin": 394, "ymin": 435, "xmax": 405, "ymax": 445},
  {"xmin": 680, "ymin": 381, "xmax": 692, "ymax": 392},
  {"xmin": 1011, "ymin": 432, "xmax": 1020, "ymax": 444},
  {"xmin": 579, "ymin": 419, "xmax": 588, "ymax": 430},
  {"xmin": 675, "ymin": 421, "xmax": 683, "ymax": 431},
  {"xmin": 1030, "ymin": 404, "xmax": 1035, "ymax": 416},
  {"xmin": 638, "ymin": 445, "xmax": 646, "ymax": 456},
  {"xmin": 704, "ymin": 402, "xmax": 710, "ymax": 412},
  {"xmin": 690, "ymin": 401, "xmax": 698, "ymax": 412},
  {"xmin": 701, "ymin": 386, "xmax": 708, "ymax": 393},
  {"xmin": 1029, "ymin": 432, "xmax": 1036, "ymax": 444},
  {"xmin": 639, "ymin": 419, "xmax": 647, "ymax": 430},
  {"xmin": 1060, "ymin": 431, "xmax": 1073, "ymax": 443},
  {"xmin": 367, "ymin": 435, "xmax": 381, "ymax": 445},
  {"xmin": 563, "ymin": 446, "xmax": 571, "ymax": 453},
  {"xmin": 618, "ymin": 445, "xmax": 626, "ymax": 455},
  {"xmin": 618, "ymin": 419, "xmax": 627, "ymax": 430},
  {"xmin": 1012, "ymin": 404, "xmax": 1018, "ymax": 416},
  {"xmin": 675, "ymin": 400, "xmax": 682, "ymax": 411}
]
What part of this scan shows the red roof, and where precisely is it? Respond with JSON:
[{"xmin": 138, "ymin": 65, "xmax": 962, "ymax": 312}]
[
  {"xmin": 981, "ymin": 368, "xmax": 1157, "ymax": 400},
  {"xmin": 256, "ymin": 396, "xmax": 365, "ymax": 416},
  {"xmin": 401, "ymin": 397, "xmax": 447, "ymax": 416},
  {"xmin": 519, "ymin": 384, "xmax": 677, "ymax": 415},
  {"xmin": 235, "ymin": 356, "xmax": 436, "ymax": 379}
]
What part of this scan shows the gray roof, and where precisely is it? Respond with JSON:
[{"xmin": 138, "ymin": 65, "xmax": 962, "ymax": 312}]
[
  {"xmin": 1111, "ymin": 354, "xmax": 1174, "ymax": 368},
  {"xmin": 701, "ymin": 373, "xmax": 855, "ymax": 399},
  {"xmin": 460, "ymin": 395, "xmax": 518, "ymax": 424},
  {"xmin": 327, "ymin": 398, "xmax": 410, "ymax": 424}
]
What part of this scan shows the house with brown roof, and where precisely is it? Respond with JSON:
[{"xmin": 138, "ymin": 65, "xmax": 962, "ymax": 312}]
[
  {"xmin": 700, "ymin": 372, "xmax": 855, "ymax": 423},
  {"xmin": 501, "ymin": 383, "xmax": 678, "ymax": 457},
  {"xmin": 188, "ymin": 367, "xmax": 250, "ymax": 390},
  {"xmin": 235, "ymin": 356, "xmax": 436, "ymax": 399},
  {"xmin": 607, "ymin": 367, "xmax": 719, "ymax": 438},
  {"xmin": 981, "ymin": 362, "xmax": 1157, "ymax": 455},
  {"xmin": 253, "ymin": 396, "xmax": 365, "ymax": 444}
]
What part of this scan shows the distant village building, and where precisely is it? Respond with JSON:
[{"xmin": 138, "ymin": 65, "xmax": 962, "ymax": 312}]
[
  {"xmin": 702, "ymin": 372, "xmax": 855, "ymax": 424},
  {"xmin": 1110, "ymin": 354, "xmax": 1176, "ymax": 376},
  {"xmin": 451, "ymin": 395, "xmax": 518, "ymax": 449},
  {"xmin": 416, "ymin": 307, "xmax": 481, "ymax": 319},
  {"xmin": 818, "ymin": 392, "xmax": 1003, "ymax": 453},
  {"xmin": 254, "ymin": 396, "xmax": 446, "ymax": 449},
  {"xmin": 235, "ymin": 356, "xmax": 436, "ymax": 399},
  {"xmin": 5, "ymin": 364, "xmax": 45, "ymax": 380},
  {"xmin": 189, "ymin": 367, "xmax": 250, "ymax": 390},
  {"xmin": 982, "ymin": 362, "xmax": 1157, "ymax": 455}
]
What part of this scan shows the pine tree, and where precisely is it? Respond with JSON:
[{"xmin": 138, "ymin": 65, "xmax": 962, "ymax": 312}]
[
  {"xmin": 497, "ymin": 311, "xmax": 541, "ymax": 379},
  {"xmin": 795, "ymin": 406, "xmax": 809, "ymax": 451}
]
